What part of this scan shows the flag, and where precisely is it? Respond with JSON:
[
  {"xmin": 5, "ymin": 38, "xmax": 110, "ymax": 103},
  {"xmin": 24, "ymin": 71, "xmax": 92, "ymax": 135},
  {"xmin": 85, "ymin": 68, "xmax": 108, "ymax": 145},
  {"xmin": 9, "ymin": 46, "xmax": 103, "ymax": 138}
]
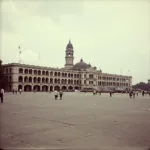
[{"xmin": 18, "ymin": 46, "xmax": 21, "ymax": 54}]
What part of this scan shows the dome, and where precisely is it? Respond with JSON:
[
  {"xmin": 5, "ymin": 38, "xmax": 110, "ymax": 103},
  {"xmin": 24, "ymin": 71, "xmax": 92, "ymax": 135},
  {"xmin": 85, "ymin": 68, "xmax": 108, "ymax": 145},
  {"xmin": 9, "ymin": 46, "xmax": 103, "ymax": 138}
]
[
  {"xmin": 72, "ymin": 58, "xmax": 89, "ymax": 70},
  {"xmin": 66, "ymin": 40, "xmax": 73, "ymax": 49}
]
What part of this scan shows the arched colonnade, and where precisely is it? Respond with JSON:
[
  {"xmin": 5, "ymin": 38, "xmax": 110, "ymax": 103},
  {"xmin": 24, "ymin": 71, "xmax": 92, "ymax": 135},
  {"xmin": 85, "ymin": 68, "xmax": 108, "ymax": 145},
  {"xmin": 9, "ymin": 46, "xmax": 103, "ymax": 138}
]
[{"xmin": 18, "ymin": 84, "xmax": 80, "ymax": 92}]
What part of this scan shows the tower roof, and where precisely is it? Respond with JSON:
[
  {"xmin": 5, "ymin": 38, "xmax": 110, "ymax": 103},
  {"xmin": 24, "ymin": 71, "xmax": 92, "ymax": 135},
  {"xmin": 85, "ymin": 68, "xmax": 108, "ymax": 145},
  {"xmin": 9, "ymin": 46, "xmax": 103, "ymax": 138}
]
[{"xmin": 66, "ymin": 39, "xmax": 73, "ymax": 49}]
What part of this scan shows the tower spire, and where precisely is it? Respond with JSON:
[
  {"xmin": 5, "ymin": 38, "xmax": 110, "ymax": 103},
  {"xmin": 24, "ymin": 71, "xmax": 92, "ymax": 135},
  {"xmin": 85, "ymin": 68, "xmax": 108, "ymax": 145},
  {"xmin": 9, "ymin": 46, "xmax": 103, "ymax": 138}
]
[{"xmin": 65, "ymin": 40, "xmax": 74, "ymax": 69}]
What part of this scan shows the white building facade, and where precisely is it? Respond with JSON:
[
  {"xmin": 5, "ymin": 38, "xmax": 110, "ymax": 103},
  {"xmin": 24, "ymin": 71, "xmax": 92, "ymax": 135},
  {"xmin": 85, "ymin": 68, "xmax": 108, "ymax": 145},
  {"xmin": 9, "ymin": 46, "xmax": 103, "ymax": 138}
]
[{"xmin": 3, "ymin": 40, "xmax": 132, "ymax": 92}]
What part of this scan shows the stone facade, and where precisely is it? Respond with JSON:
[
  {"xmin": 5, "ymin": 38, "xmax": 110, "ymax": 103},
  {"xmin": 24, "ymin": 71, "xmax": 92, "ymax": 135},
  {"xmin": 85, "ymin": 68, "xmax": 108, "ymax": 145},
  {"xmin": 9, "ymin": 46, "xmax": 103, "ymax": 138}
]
[{"xmin": 3, "ymin": 40, "xmax": 132, "ymax": 92}]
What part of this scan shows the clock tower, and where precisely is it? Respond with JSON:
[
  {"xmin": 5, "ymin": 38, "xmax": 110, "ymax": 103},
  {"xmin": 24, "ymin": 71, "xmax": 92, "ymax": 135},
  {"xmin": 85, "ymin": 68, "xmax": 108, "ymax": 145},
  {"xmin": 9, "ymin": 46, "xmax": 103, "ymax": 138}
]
[{"xmin": 65, "ymin": 40, "xmax": 74, "ymax": 69}]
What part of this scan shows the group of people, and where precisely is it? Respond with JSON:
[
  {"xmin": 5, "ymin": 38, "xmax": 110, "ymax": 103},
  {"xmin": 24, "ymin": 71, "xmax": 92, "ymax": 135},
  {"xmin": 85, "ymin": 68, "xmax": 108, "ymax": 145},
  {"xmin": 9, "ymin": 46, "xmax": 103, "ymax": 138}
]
[
  {"xmin": 92, "ymin": 90, "xmax": 150, "ymax": 98},
  {"xmin": 129, "ymin": 90, "xmax": 150, "ymax": 98},
  {"xmin": 1, "ymin": 87, "xmax": 150, "ymax": 103},
  {"xmin": 12, "ymin": 89, "xmax": 22, "ymax": 95},
  {"xmin": 93, "ymin": 90, "xmax": 113, "ymax": 97},
  {"xmin": 54, "ymin": 90, "xmax": 63, "ymax": 100}
]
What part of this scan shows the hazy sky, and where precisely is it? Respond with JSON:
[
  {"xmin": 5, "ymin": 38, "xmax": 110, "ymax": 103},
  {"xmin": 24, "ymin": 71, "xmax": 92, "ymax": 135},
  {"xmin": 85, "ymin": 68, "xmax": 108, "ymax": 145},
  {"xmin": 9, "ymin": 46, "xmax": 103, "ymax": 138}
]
[{"xmin": 0, "ymin": 0, "xmax": 150, "ymax": 84}]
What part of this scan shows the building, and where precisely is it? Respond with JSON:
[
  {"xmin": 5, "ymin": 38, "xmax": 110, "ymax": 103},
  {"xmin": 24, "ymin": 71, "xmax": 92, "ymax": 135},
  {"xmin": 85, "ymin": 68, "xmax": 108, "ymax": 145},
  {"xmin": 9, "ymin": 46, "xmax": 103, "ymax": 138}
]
[{"xmin": 3, "ymin": 40, "xmax": 132, "ymax": 92}]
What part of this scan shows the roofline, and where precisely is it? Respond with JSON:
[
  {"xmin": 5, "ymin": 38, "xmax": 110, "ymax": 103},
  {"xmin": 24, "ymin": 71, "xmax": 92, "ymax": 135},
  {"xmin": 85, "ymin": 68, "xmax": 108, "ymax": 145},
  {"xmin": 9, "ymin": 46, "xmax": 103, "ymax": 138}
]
[{"xmin": 3, "ymin": 63, "xmax": 81, "ymax": 72}]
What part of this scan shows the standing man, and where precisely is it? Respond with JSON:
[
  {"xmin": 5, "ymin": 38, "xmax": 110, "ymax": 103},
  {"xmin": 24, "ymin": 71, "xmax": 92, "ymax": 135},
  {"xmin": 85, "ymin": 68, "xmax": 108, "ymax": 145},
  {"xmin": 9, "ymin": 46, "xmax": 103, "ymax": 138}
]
[
  {"xmin": 19, "ymin": 89, "xmax": 22, "ymax": 94},
  {"xmin": 142, "ymin": 91, "xmax": 145, "ymax": 96},
  {"xmin": 59, "ymin": 89, "xmax": 63, "ymax": 100},
  {"xmin": 136, "ymin": 91, "xmax": 138, "ymax": 96},
  {"xmin": 15, "ymin": 89, "xmax": 17, "ymax": 95},
  {"xmin": 13, "ymin": 89, "xmax": 15, "ymax": 94},
  {"xmin": 133, "ymin": 91, "xmax": 135, "ymax": 98},
  {"xmin": 129, "ymin": 91, "xmax": 132, "ymax": 98},
  {"xmin": 110, "ymin": 92, "xmax": 112, "ymax": 97},
  {"xmin": 54, "ymin": 90, "xmax": 58, "ymax": 100},
  {"xmin": 0, "ymin": 88, "xmax": 4, "ymax": 103}
]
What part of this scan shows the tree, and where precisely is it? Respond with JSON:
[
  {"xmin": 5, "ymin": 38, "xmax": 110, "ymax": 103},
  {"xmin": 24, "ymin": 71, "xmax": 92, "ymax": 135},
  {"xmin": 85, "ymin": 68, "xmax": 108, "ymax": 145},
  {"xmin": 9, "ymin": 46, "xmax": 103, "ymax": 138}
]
[
  {"xmin": 0, "ymin": 60, "xmax": 8, "ymax": 90},
  {"xmin": 132, "ymin": 82, "xmax": 150, "ymax": 91}
]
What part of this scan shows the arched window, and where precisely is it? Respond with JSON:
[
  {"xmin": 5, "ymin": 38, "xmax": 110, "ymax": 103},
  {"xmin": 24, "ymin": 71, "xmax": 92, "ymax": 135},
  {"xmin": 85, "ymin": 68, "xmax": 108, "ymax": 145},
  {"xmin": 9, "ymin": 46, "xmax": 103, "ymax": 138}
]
[{"xmin": 19, "ymin": 68, "xmax": 23, "ymax": 74}]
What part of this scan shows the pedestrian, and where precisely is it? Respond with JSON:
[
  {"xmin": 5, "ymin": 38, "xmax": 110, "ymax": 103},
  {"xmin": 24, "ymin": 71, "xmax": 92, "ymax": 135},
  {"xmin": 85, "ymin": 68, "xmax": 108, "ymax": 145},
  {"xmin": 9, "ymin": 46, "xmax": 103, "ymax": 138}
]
[
  {"xmin": 15, "ymin": 89, "xmax": 17, "ymax": 95},
  {"xmin": 0, "ymin": 88, "xmax": 4, "ymax": 103},
  {"xmin": 54, "ymin": 90, "xmax": 58, "ymax": 100},
  {"xmin": 59, "ymin": 90, "xmax": 63, "ymax": 100},
  {"xmin": 142, "ymin": 91, "xmax": 145, "ymax": 96},
  {"xmin": 129, "ymin": 91, "xmax": 132, "ymax": 98},
  {"xmin": 93, "ymin": 90, "xmax": 96, "ymax": 95},
  {"xmin": 13, "ymin": 89, "xmax": 15, "ymax": 94},
  {"xmin": 19, "ymin": 89, "xmax": 22, "ymax": 94},
  {"xmin": 110, "ymin": 92, "xmax": 112, "ymax": 97},
  {"xmin": 136, "ymin": 91, "xmax": 138, "ymax": 96},
  {"xmin": 133, "ymin": 91, "xmax": 135, "ymax": 98}
]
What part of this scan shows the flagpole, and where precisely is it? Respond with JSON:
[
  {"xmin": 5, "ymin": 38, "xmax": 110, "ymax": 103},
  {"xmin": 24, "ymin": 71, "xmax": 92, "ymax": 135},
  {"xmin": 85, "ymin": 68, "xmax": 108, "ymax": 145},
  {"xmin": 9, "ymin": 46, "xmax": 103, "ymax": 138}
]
[{"xmin": 18, "ymin": 46, "xmax": 22, "ymax": 64}]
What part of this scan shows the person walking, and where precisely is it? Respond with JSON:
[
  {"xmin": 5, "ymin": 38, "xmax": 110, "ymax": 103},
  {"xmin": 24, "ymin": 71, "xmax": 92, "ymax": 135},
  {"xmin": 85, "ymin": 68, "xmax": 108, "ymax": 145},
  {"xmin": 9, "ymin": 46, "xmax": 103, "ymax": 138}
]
[
  {"xmin": 59, "ymin": 90, "xmax": 63, "ymax": 100},
  {"xmin": 93, "ymin": 90, "xmax": 96, "ymax": 95},
  {"xmin": 129, "ymin": 91, "xmax": 132, "ymax": 98},
  {"xmin": 110, "ymin": 92, "xmax": 112, "ymax": 97},
  {"xmin": 142, "ymin": 91, "xmax": 145, "ymax": 96},
  {"xmin": 15, "ymin": 89, "xmax": 17, "ymax": 95},
  {"xmin": 0, "ymin": 88, "xmax": 4, "ymax": 103},
  {"xmin": 13, "ymin": 89, "xmax": 15, "ymax": 94},
  {"xmin": 54, "ymin": 90, "xmax": 58, "ymax": 100},
  {"xmin": 19, "ymin": 89, "xmax": 22, "ymax": 94},
  {"xmin": 136, "ymin": 91, "xmax": 138, "ymax": 96},
  {"xmin": 133, "ymin": 91, "xmax": 135, "ymax": 98}
]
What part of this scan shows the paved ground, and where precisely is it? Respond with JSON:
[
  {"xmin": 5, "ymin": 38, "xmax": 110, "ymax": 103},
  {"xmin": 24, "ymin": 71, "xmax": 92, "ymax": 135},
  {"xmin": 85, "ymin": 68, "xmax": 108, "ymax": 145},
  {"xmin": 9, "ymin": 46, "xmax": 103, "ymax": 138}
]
[{"xmin": 0, "ymin": 92, "xmax": 150, "ymax": 150}]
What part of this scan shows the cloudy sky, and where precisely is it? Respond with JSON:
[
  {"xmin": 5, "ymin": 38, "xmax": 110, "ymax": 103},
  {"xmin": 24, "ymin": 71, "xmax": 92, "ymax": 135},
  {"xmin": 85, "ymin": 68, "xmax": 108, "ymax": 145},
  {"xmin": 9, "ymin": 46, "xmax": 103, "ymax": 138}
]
[{"xmin": 0, "ymin": 0, "xmax": 150, "ymax": 84}]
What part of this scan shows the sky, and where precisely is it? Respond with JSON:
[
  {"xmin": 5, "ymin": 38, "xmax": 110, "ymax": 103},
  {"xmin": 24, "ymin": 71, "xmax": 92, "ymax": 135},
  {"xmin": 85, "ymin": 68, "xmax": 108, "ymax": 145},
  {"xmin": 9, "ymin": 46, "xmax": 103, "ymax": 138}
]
[{"xmin": 0, "ymin": 0, "xmax": 150, "ymax": 84}]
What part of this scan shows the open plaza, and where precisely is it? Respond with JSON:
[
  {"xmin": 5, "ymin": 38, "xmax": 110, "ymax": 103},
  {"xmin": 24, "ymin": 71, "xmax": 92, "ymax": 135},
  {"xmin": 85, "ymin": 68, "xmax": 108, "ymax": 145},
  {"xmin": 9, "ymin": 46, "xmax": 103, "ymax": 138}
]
[{"xmin": 0, "ymin": 92, "xmax": 150, "ymax": 150}]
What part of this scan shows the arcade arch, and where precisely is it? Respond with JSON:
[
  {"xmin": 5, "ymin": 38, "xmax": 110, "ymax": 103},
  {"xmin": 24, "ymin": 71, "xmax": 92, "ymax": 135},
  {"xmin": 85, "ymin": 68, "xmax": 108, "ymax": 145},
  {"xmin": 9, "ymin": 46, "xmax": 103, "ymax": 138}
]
[
  {"xmin": 33, "ymin": 85, "xmax": 40, "ymax": 91},
  {"xmin": 62, "ymin": 86, "xmax": 67, "ymax": 91},
  {"xmin": 19, "ymin": 68, "xmax": 23, "ymax": 74},
  {"xmin": 24, "ymin": 76, "xmax": 28, "ymax": 83},
  {"xmin": 68, "ymin": 86, "xmax": 73, "ymax": 91},
  {"xmin": 24, "ymin": 85, "xmax": 32, "ymax": 92},
  {"xmin": 29, "ymin": 69, "xmax": 32, "ymax": 74},
  {"xmin": 24, "ymin": 69, "xmax": 28, "ymax": 74},
  {"xmin": 18, "ymin": 85, "xmax": 22, "ymax": 90},
  {"xmin": 18, "ymin": 76, "xmax": 23, "ymax": 82},
  {"xmin": 54, "ymin": 85, "xmax": 60, "ymax": 91},
  {"xmin": 29, "ymin": 77, "xmax": 32, "ymax": 83},
  {"xmin": 50, "ymin": 86, "xmax": 53, "ymax": 91},
  {"xmin": 42, "ymin": 85, "xmax": 48, "ymax": 91}
]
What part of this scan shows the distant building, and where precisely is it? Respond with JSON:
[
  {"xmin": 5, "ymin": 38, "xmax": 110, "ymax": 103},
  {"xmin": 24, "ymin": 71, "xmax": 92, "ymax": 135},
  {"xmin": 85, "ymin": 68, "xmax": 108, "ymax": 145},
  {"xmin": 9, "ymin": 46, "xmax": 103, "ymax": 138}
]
[{"xmin": 3, "ymin": 40, "xmax": 132, "ymax": 92}]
